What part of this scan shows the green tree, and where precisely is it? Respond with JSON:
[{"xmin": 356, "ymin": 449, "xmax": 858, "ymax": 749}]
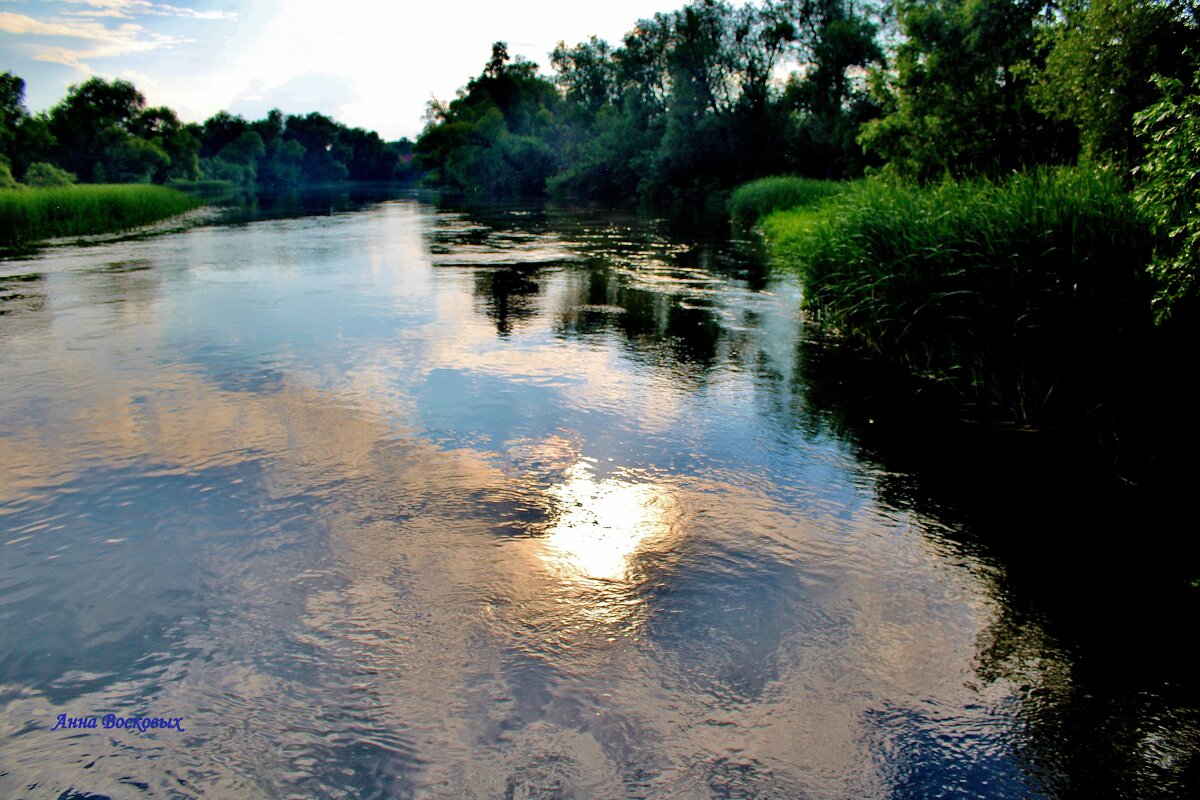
[
  {"xmin": 419, "ymin": 0, "xmax": 900, "ymax": 198},
  {"xmin": 210, "ymin": 130, "xmax": 266, "ymax": 186},
  {"xmin": 859, "ymin": 0, "xmax": 1071, "ymax": 180},
  {"xmin": 250, "ymin": 108, "xmax": 286, "ymax": 148},
  {"xmin": 1033, "ymin": 0, "xmax": 1196, "ymax": 170},
  {"xmin": 0, "ymin": 73, "xmax": 58, "ymax": 179},
  {"xmin": 1, "ymin": 71, "xmax": 25, "ymax": 159},
  {"xmin": 259, "ymin": 137, "xmax": 306, "ymax": 187},
  {"xmin": 9, "ymin": 114, "xmax": 57, "ymax": 179},
  {"xmin": 50, "ymin": 78, "xmax": 149, "ymax": 181},
  {"xmin": 552, "ymin": 36, "xmax": 621, "ymax": 116},
  {"xmin": 549, "ymin": 36, "xmax": 663, "ymax": 200},
  {"xmin": 95, "ymin": 136, "xmax": 170, "ymax": 183},
  {"xmin": 1134, "ymin": 66, "xmax": 1200, "ymax": 320},
  {"xmin": 340, "ymin": 126, "xmax": 397, "ymax": 180},
  {"xmin": 132, "ymin": 106, "xmax": 200, "ymax": 181},
  {"xmin": 199, "ymin": 111, "xmax": 251, "ymax": 159},
  {"xmin": 785, "ymin": 0, "xmax": 885, "ymax": 178},
  {"xmin": 416, "ymin": 42, "xmax": 560, "ymax": 195},
  {"xmin": 284, "ymin": 112, "xmax": 351, "ymax": 183}
]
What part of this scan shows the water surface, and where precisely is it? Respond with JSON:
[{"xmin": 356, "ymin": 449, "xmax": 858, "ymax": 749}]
[{"xmin": 1, "ymin": 195, "xmax": 1196, "ymax": 798}]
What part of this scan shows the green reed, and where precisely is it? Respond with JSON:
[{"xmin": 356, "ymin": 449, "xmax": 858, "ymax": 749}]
[
  {"xmin": 764, "ymin": 168, "xmax": 1155, "ymax": 428},
  {"xmin": 727, "ymin": 175, "xmax": 845, "ymax": 227},
  {"xmin": 0, "ymin": 184, "xmax": 203, "ymax": 246}
]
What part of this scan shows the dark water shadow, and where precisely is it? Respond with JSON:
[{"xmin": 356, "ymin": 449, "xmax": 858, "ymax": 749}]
[
  {"xmin": 790, "ymin": 333, "xmax": 1200, "ymax": 798},
  {"xmin": 211, "ymin": 182, "xmax": 419, "ymax": 227}
]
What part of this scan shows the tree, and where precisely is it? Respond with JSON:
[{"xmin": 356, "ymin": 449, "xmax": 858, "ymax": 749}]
[
  {"xmin": 132, "ymin": 106, "xmax": 200, "ymax": 181},
  {"xmin": 259, "ymin": 137, "xmax": 306, "ymax": 187},
  {"xmin": 1, "ymin": 73, "xmax": 59, "ymax": 179},
  {"xmin": 199, "ymin": 111, "xmax": 251, "ymax": 159},
  {"xmin": 552, "ymin": 36, "xmax": 621, "ymax": 116},
  {"xmin": 1, "ymin": 71, "xmax": 25, "ymax": 158},
  {"xmin": 284, "ymin": 112, "xmax": 350, "ymax": 183},
  {"xmin": 1134, "ymin": 66, "xmax": 1200, "ymax": 320},
  {"xmin": 340, "ymin": 126, "xmax": 397, "ymax": 180},
  {"xmin": 859, "ymin": 0, "xmax": 1072, "ymax": 180},
  {"xmin": 95, "ymin": 137, "xmax": 170, "ymax": 183},
  {"xmin": 416, "ymin": 42, "xmax": 560, "ymax": 194},
  {"xmin": 50, "ymin": 78, "xmax": 149, "ymax": 181},
  {"xmin": 784, "ymin": 0, "xmax": 885, "ymax": 178},
  {"xmin": 209, "ymin": 130, "xmax": 266, "ymax": 185},
  {"xmin": 1033, "ymin": 0, "xmax": 1196, "ymax": 170},
  {"xmin": 9, "ymin": 115, "xmax": 56, "ymax": 180}
]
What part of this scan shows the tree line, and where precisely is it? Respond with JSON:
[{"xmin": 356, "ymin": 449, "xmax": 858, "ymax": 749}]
[
  {"xmin": 414, "ymin": 0, "xmax": 1197, "ymax": 201},
  {"xmin": 0, "ymin": 73, "xmax": 417, "ymax": 189}
]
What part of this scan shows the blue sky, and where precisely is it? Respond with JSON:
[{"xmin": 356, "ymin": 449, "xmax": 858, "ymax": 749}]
[{"xmin": 1, "ymin": 0, "xmax": 695, "ymax": 140}]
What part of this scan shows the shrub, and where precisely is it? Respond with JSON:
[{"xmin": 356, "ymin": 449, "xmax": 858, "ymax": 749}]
[
  {"xmin": 23, "ymin": 162, "xmax": 77, "ymax": 187},
  {"xmin": 0, "ymin": 161, "xmax": 20, "ymax": 189}
]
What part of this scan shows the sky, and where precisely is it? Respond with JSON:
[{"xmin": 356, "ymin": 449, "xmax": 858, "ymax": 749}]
[{"xmin": 0, "ymin": 0, "xmax": 699, "ymax": 140}]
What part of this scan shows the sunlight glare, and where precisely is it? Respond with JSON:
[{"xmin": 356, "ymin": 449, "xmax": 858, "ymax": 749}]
[{"xmin": 543, "ymin": 462, "xmax": 674, "ymax": 581}]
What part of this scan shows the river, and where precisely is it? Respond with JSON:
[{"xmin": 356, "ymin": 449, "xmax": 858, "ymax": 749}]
[{"xmin": 1, "ymin": 192, "xmax": 1196, "ymax": 798}]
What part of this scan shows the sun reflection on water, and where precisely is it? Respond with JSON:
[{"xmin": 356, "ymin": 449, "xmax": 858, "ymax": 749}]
[{"xmin": 542, "ymin": 462, "xmax": 676, "ymax": 582}]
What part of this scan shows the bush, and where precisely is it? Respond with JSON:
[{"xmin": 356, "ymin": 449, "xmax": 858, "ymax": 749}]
[
  {"xmin": 728, "ymin": 175, "xmax": 844, "ymax": 227},
  {"xmin": 23, "ymin": 162, "xmax": 77, "ymax": 187},
  {"xmin": 0, "ymin": 161, "xmax": 20, "ymax": 189},
  {"xmin": 764, "ymin": 168, "xmax": 1154, "ymax": 426}
]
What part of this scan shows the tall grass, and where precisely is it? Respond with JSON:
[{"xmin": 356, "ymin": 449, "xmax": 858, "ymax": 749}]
[
  {"xmin": 728, "ymin": 175, "xmax": 845, "ymax": 227},
  {"xmin": 0, "ymin": 184, "xmax": 203, "ymax": 247},
  {"xmin": 764, "ymin": 168, "xmax": 1155, "ymax": 428}
]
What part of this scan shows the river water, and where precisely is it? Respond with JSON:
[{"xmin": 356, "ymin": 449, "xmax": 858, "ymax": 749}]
[{"xmin": 1, "ymin": 194, "xmax": 1197, "ymax": 798}]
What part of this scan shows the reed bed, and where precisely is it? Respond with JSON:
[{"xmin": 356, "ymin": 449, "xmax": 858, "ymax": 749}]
[
  {"xmin": 728, "ymin": 175, "xmax": 845, "ymax": 227},
  {"xmin": 0, "ymin": 184, "xmax": 203, "ymax": 246},
  {"xmin": 764, "ymin": 168, "xmax": 1155, "ymax": 427}
]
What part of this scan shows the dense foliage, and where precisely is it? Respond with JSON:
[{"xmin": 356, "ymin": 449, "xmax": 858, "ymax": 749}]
[
  {"xmin": 0, "ymin": 73, "xmax": 416, "ymax": 190},
  {"xmin": 1134, "ymin": 65, "xmax": 1200, "ymax": 321},
  {"xmin": 415, "ymin": 0, "xmax": 1197, "ymax": 227},
  {"xmin": 417, "ymin": 0, "xmax": 886, "ymax": 201}
]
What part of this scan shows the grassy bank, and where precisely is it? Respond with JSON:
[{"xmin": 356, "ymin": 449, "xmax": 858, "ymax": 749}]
[
  {"xmin": 760, "ymin": 169, "xmax": 1157, "ymax": 433},
  {"xmin": 0, "ymin": 184, "xmax": 203, "ymax": 247}
]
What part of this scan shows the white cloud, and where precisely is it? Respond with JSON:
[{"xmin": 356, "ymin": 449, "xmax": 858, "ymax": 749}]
[
  {"xmin": 0, "ymin": 2, "xmax": 232, "ymax": 75},
  {"xmin": 62, "ymin": 9, "xmax": 131, "ymax": 18},
  {"xmin": 0, "ymin": 10, "xmax": 185, "ymax": 72},
  {"xmin": 57, "ymin": 1, "xmax": 237, "ymax": 21}
]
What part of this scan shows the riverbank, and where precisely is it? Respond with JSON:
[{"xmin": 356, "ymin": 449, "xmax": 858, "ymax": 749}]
[
  {"xmin": 0, "ymin": 184, "xmax": 203, "ymax": 247},
  {"xmin": 743, "ymin": 169, "xmax": 1197, "ymax": 484}
]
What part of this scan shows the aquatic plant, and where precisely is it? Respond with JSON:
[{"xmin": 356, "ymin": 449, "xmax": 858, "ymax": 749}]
[
  {"xmin": 0, "ymin": 184, "xmax": 202, "ymax": 246},
  {"xmin": 727, "ymin": 175, "xmax": 845, "ymax": 227},
  {"xmin": 764, "ymin": 168, "xmax": 1155, "ymax": 428}
]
